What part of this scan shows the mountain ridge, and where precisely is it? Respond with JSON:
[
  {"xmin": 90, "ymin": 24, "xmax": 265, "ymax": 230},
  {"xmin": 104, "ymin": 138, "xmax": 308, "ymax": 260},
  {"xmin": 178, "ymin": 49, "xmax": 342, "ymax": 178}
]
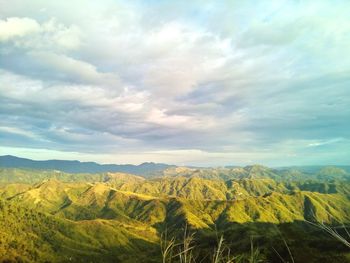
[
  {"xmin": 0, "ymin": 155, "xmax": 174, "ymax": 175},
  {"xmin": 0, "ymin": 164, "xmax": 349, "ymax": 262}
]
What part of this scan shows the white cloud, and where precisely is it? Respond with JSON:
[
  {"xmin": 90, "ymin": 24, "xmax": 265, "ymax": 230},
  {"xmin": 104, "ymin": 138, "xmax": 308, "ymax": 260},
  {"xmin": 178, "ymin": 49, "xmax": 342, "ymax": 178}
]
[
  {"xmin": 307, "ymin": 138, "xmax": 344, "ymax": 147},
  {"xmin": 0, "ymin": 1, "xmax": 349, "ymax": 165},
  {"xmin": 0, "ymin": 17, "xmax": 40, "ymax": 41},
  {"xmin": 0, "ymin": 126, "xmax": 40, "ymax": 139},
  {"xmin": 0, "ymin": 17, "xmax": 82, "ymax": 51},
  {"xmin": 42, "ymin": 18, "xmax": 81, "ymax": 50}
]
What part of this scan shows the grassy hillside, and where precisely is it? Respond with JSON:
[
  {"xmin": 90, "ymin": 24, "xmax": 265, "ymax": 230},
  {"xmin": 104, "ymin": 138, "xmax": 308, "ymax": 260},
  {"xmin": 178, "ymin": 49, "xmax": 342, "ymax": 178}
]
[
  {"xmin": 0, "ymin": 167, "xmax": 349, "ymax": 262},
  {"xmin": 0, "ymin": 168, "xmax": 144, "ymax": 185},
  {"xmin": 0, "ymin": 197, "xmax": 160, "ymax": 262}
]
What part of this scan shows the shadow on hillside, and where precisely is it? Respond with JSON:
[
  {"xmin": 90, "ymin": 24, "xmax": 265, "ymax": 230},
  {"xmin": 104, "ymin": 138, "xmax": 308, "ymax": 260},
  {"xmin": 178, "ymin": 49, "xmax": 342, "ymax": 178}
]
[{"xmin": 153, "ymin": 220, "xmax": 350, "ymax": 263}]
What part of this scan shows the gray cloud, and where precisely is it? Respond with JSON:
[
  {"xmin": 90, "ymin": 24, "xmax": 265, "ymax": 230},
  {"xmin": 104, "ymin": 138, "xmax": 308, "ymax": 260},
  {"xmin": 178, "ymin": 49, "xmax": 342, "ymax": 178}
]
[{"xmin": 0, "ymin": 0, "xmax": 349, "ymax": 165}]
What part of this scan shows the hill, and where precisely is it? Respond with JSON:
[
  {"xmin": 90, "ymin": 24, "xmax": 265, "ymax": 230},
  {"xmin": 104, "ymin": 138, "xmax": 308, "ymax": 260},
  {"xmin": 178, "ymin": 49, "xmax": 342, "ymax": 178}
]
[
  {"xmin": 0, "ymin": 197, "xmax": 159, "ymax": 262},
  {"xmin": 0, "ymin": 155, "xmax": 173, "ymax": 175},
  {"xmin": 2, "ymin": 156, "xmax": 350, "ymax": 182},
  {"xmin": 0, "ymin": 164, "xmax": 350, "ymax": 262},
  {"xmin": 6, "ymin": 179, "xmax": 350, "ymax": 226}
]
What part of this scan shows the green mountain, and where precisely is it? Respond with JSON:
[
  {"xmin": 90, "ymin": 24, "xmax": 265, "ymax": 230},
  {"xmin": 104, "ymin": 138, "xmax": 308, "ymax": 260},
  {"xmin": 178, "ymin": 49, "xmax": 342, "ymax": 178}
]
[
  {"xmin": 0, "ymin": 197, "xmax": 160, "ymax": 262},
  {"xmin": 0, "ymin": 166, "xmax": 349, "ymax": 262}
]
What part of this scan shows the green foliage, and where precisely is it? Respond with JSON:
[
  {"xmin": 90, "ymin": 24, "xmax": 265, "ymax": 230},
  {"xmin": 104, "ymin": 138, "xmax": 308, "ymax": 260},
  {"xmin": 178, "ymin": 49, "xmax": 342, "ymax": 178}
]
[{"xmin": 0, "ymin": 166, "xmax": 349, "ymax": 262}]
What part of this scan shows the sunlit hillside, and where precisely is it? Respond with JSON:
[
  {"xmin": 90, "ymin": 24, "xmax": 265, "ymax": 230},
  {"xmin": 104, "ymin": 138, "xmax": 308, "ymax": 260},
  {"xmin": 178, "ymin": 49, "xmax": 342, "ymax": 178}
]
[
  {"xmin": 1, "ymin": 0, "xmax": 350, "ymax": 262},
  {"xmin": 0, "ymin": 164, "xmax": 349, "ymax": 262}
]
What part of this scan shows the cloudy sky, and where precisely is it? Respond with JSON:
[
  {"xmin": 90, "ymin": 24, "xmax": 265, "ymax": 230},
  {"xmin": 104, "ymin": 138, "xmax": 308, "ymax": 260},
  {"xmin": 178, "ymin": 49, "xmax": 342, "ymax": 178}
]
[{"xmin": 0, "ymin": 0, "xmax": 349, "ymax": 166}]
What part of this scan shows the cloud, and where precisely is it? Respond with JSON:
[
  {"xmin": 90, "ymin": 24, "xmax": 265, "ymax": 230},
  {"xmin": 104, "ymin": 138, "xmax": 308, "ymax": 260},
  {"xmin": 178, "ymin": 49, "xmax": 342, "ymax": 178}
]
[
  {"xmin": 0, "ymin": 17, "xmax": 40, "ymax": 41},
  {"xmin": 0, "ymin": 0, "xmax": 349, "ymax": 165},
  {"xmin": 28, "ymin": 51, "xmax": 120, "ymax": 86},
  {"xmin": 307, "ymin": 138, "xmax": 344, "ymax": 148},
  {"xmin": 0, "ymin": 126, "xmax": 40, "ymax": 140},
  {"xmin": 0, "ymin": 16, "xmax": 81, "ymax": 50}
]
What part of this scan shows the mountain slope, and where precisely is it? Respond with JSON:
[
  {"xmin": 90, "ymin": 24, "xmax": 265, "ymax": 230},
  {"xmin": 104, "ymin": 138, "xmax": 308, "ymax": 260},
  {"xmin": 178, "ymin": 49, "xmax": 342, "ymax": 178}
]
[
  {"xmin": 0, "ymin": 155, "xmax": 173, "ymax": 175},
  {"xmin": 1, "ymin": 164, "xmax": 350, "ymax": 262},
  {"xmin": 0, "ymin": 197, "xmax": 159, "ymax": 262},
  {"xmin": 6, "ymin": 179, "xmax": 350, "ymax": 228}
]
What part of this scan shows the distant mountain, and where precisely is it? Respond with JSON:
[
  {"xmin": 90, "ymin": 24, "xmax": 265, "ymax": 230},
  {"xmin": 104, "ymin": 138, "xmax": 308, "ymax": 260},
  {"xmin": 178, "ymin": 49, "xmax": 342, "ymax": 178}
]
[
  {"xmin": 160, "ymin": 164, "xmax": 350, "ymax": 182},
  {"xmin": 2, "ymin": 155, "xmax": 350, "ymax": 183},
  {"xmin": 277, "ymin": 165, "xmax": 350, "ymax": 174},
  {"xmin": 0, "ymin": 155, "xmax": 174, "ymax": 176}
]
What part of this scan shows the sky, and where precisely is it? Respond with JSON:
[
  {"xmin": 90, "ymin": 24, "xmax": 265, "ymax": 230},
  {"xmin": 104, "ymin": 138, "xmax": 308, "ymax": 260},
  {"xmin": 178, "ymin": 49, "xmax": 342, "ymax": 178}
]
[{"xmin": 0, "ymin": 0, "xmax": 349, "ymax": 166}]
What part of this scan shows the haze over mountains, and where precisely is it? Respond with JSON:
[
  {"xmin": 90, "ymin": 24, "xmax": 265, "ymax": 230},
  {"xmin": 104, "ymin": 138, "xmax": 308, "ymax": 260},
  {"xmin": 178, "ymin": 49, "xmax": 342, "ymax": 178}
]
[
  {"xmin": 2, "ymin": 155, "xmax": 350, "ymax": 177},
  {"xmin": 0, "ymin": 155, "xmax": 174, "ymax": 175}
]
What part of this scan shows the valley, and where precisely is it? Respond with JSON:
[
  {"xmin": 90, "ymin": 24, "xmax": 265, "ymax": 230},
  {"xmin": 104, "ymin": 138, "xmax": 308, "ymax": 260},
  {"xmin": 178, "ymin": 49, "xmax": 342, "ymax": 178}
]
[{"xmin": 0, "ymin": 160, "xmax": 349, "ymax": 262}]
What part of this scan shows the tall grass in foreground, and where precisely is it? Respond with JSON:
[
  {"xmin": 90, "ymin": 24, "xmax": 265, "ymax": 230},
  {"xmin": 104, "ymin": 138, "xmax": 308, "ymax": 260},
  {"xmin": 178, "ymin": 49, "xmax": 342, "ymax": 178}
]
[
  {"xmin": 307, "ymin": 220, "xmax": 350, "ymax": 248},
  {"xmin": 161, "ymin": 219, "xmax": 350, "ymax": 263},
  {"xmin": 305, "ymin": 210, "xmax": 350, "ymax": 249},
  {"xmin": 160, "ymin": 228, "xmax": 263, "ymax": 263}
]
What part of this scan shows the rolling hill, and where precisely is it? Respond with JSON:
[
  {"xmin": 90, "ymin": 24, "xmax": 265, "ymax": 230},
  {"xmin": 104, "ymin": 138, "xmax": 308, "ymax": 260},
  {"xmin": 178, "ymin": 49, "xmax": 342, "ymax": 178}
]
[{"xmin": 0, "ymin": 160, "xmax": 349, "ymax": 262}]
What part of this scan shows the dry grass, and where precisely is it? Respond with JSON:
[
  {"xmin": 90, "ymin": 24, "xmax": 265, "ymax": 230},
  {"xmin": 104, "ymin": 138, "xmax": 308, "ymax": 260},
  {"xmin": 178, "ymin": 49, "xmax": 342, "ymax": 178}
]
[
  {"xmin": 308, "ymin": 220, "xmax": 350, "ymax": 248},
  {"xmin": 160, "ymin": 227, "xmax": 265, "ymax": 263}
]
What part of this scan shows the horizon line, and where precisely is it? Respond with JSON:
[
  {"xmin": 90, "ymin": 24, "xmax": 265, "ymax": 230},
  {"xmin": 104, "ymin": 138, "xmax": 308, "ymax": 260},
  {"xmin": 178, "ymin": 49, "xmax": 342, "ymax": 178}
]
[{"xmin": 1, "ymin": 154, "xmax": 349, "ymax": 168}]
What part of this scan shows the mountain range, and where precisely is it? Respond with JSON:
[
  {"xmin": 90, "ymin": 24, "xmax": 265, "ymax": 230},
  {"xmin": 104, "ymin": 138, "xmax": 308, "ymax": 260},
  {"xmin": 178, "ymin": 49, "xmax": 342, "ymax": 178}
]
[
  {"xmin": 0, "ymin": 155, "xmax": 173, "ymax": 175},
  {"xmin": 0, "ymin": 156, "xmax": 349, "ymax": 262}
]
